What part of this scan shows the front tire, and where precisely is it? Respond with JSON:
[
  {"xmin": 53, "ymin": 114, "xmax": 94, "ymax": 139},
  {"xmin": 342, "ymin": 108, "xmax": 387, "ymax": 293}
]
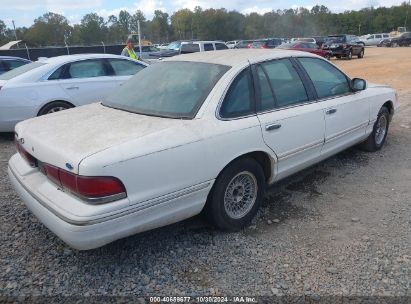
[
  {"xmin": 359, "ymin": 106, "xmax": 390, "ymax": 152},
  {"xmin": 38, "ymin": 101, "xmax": 73, "ymax": 116},
  {"xmin": 205, "ymin": 157, "xmax": 265, "ymax": 231},
  {"xmin": 346, "ymin": 50, "xmax": 352, "ymax": 60}
]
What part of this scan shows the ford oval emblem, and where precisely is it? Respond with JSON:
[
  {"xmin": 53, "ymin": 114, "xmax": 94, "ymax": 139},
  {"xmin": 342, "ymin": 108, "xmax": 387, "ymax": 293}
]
[{"xmin": 65, "ymin": 163, "xmax": 74, "ymax": 170}]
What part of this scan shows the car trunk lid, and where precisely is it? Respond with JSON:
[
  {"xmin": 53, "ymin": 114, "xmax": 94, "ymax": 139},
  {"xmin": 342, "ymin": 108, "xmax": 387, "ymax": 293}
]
[{"xmin": 15, "ymin": 103, "xmax": 185, "ymax": 174}]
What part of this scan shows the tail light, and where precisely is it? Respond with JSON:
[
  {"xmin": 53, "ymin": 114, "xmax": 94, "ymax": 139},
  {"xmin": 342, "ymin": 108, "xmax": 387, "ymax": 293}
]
[
  {"xmin": 15, "ymin": 140, "xmax": 37, "ymax": 168},
  {"xmin": 261, "ymin": 44, "xmax": 268, "ymax": 49},
  {"xmin": 42, "ymin": 163, "xmax": 126, "ymax": 204}
]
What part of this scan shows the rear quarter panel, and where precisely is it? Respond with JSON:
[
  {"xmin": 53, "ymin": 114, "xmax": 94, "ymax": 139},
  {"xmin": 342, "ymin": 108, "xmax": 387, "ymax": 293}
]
[{"xmin": 79, "ymin": 116, "xmax": 274, "ymax": 209}]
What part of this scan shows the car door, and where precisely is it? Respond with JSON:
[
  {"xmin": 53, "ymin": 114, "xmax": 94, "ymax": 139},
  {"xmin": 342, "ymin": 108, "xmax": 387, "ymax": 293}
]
[
  {"xmin": 57, "ymin": 59, "xmax": 117, "ymax": 106},
  {"xmin": 374, "ymin": 34, "xmax": 383, "ymax": 45},
  {"xmin": 297, "ymin": 57, "xmax": 370, "ymax": 156},
  {"xmin": 253, "ymin": 58, "xmax": 325, "ymax": 180}
]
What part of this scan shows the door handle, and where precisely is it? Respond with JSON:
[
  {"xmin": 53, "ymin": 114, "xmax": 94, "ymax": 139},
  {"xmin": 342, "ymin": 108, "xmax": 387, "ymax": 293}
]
[
  {"xmin": 326, "ymin": 108, "xmax": 337, "ymax": 115},
  {"xmin": 265, "ymin": 123, "xmax": 281, "ymax": 131},
  {"xmin": 66, "ymin": 86, "xmax": 79, "ymax": 90}
]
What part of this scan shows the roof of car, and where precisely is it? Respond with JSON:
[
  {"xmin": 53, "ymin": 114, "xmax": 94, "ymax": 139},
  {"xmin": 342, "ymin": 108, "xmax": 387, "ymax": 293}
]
[
  {"xmin": 165, "ymin": 49, "xmax": 318, "ymax": 67},
  {"xmin": 39, "ymin": 53, "xmax": 137, "ymax": 65}
]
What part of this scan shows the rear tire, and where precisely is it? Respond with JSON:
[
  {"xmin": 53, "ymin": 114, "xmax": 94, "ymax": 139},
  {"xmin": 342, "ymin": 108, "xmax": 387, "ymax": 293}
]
[
  {"xmin": 205, "ymin": 157, "xmax": 265, "ymax": 231},
  {"xmin": 359, "ymin": 107, "xmax": 390, "ymax": 152},
  {"xmin": 358, "ymin": 49, "xmax": 364, "ymax": 58},
  {"xmin": 38, "ymin": 101, "xmax": 73, "ymax": 116}
]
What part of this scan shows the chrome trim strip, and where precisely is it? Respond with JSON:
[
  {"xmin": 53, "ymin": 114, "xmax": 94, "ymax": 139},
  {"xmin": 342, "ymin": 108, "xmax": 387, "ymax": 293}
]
[
  {"xmin": 10, "ymin": 165, "xmax": 211, "ymax": 226},
  {"xmin": 277, "ymin": 140, "xmax": 324, "ymax": 160},
  {"xmin": 257, "ymin": 100, "xmax": 318, "ymax": 115},
  {"xmin": 78, "ymin": 192, "xmax": 127, "ymax": 205},
  {"xmin": 325, "ymin": 122, "xmax": 369, "ymax": 143}
]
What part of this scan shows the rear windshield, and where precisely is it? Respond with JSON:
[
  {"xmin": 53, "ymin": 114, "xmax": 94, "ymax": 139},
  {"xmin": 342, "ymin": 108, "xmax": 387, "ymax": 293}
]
[
  {"xmin": 103, "ymin": 61, "xmax": 230, "ymax": 119},
  {"xmin": 0, "ymin": 62, "xmax": 45, "ymax": 80},
  {"xmin": 327, "ymin": 36, "xmax": 345, "ymax": 43}
]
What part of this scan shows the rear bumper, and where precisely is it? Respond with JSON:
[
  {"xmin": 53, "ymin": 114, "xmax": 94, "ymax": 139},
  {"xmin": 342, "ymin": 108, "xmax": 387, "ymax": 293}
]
[
  {"xmin": 328, "ymin": 49, "xmax": 350, "ymax": 56},
  {"xmin": 8, "ymin": 156, "xmax": 212, "ymax": 250}
]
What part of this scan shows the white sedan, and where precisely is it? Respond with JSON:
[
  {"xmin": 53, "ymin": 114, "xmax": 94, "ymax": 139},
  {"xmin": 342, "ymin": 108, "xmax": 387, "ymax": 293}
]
[
  {"xmin": 0, "ymin": 54, "xmax": 147, "ymax": 132},
  {"xmin": 8, "ymin": 49, "xmax": 398, "ymax": 250}
]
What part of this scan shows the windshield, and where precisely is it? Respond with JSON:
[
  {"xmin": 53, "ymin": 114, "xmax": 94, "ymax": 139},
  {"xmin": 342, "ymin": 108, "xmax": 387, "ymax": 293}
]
[
  {"xmin": 327, "ymin": 36, "xmax": 345, "ymax": 43},
  {"xmin": 166, "ymin": 41, "xmax": 181, "ymax": 50},
  {"xmin": 0, "ymin": 62, "xmax": 44, "ymax": 80},
  {"xmin": 103, "ymin": 61, "xmax": 230, "ymax": 119}
]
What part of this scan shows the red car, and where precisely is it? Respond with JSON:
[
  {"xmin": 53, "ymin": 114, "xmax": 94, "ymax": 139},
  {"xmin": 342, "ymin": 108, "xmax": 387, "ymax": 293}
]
[{"xmin": 277, "ymin": 42, "xmax": 332, "ymax": 59}]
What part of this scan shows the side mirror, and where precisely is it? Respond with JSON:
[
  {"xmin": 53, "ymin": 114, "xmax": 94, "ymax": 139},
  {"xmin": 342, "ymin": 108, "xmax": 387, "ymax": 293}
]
[{"xmin": 352, "ymin": 78, "xmax": 367, "ymax": 91}]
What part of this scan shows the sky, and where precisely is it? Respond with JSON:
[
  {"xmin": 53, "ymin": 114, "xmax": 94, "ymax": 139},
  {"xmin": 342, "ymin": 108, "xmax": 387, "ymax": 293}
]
[{"xmin": 0, "ymin": 0, "xmax": 405, "ymax": 28}]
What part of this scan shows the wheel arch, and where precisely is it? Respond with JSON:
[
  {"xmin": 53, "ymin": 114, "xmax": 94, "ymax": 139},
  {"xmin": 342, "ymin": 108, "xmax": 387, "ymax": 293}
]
[
  {"xmin": 382, "ymin": 100, "xmax": 394, "ymax": 121},
  {"xmin": 216, "ymin": 150, "xmax": 276, "ymax": 185},
  {"xmin": 37, "ymin": 100, "xmax": 75, "ymax": 116}
]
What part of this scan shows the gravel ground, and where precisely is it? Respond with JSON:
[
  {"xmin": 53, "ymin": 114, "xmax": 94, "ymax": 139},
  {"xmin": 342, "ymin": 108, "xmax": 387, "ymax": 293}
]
[{"xmin": 1, "ymin": 72, "xmax": 410, "ymax": 301}]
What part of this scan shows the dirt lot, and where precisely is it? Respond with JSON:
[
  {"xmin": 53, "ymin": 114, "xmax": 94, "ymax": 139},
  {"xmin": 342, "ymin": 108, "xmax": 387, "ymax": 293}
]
[
  {"xmin": 0, "ymin": 47, "xmax": 410, "ymax": 302},
  {"xmin": 333, "ymin": 47, "xmax": 411, "ymax": 93}
]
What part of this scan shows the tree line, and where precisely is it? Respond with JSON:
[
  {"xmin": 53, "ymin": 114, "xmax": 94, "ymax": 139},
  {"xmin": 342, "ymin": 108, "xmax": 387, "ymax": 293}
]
[{"xmin": 0, "ymin": 3, "xmax": 410, "ymax": 47}]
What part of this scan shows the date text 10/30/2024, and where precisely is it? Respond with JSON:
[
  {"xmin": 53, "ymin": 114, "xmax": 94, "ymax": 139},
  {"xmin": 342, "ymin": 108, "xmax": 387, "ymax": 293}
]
[{"xmin": 149, "ymin": 296, "xmax": 257, "ymax": 303}]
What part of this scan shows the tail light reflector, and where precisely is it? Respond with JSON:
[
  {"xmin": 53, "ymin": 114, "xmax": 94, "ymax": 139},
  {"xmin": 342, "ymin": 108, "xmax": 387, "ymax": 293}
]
[{"xmin": 42, "ymin": 163, "xmax": 126, "ymax": 204}]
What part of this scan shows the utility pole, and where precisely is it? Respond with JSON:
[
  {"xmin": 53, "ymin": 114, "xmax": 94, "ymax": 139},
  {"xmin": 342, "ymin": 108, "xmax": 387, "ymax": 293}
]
[
  {"xmin": 405, "ymin": 0, "xmax": 410, "ymax": 29},
  {"xmin": 358, "ymin": 23, "xmax": 361, "ymax": 35},
  {"xmin": 137, "ymin": 19, "xmax": 142, "ymax": 58},
  {"xmin": 12, "ymin": 20, "xmax": 19, "ymax": 48}
]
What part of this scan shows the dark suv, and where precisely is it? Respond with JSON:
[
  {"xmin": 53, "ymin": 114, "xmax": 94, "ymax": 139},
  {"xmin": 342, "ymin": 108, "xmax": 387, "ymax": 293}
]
[
  {"xmin": 322, "ymin": 35, "xmax": 365, "ymax": 59},
  {"xmin": 390, "ymin": 32, "xmax": 411, "ymax": 47}
]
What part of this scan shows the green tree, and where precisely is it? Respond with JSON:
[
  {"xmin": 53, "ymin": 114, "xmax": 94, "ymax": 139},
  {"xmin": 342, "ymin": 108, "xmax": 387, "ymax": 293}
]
[
  {"xmin": 24, "ymin": 12, "xmax": 71, "ymax": 46},
  {"xmin": 78, "ymin": 13, "xmax": 106, "ymax": 44},
  {"xmin": 0, "ymin": 20, "xmax": 7, "ymax": 44},
  {"xmin": 171, "ymin": 9, "xmax": 194, "ymax": 39}
]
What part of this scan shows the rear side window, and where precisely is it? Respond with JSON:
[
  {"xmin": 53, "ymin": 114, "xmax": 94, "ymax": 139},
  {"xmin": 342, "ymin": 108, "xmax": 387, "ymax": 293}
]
[
  {"xmin": 204, "ymin": 43, "xmax": 214, "ymax": 51},
  {"xmin": 180, "ymin": 44, "xmax": 200, "ymax": 54},
  {"xmin": 375, "ymin": 34, "xmax": 382, "ymax": 39},
  {"xmin": 259, "ymin": 59, "xmax": 308, "ymax": 108},
  {"xmin": 220, "ymin": 68, "xmax": 254, "ymax": 118},
  {"xmin": 67, "ymin": 59, "xmax": 107, "ymax": 78},
  {"xmin": 48, "ymin": 65, "xmax": 65, "ymax": 80},
  {"xmin": 298, "ymin": 57, "xmax": 350, "ymax": 99},
  {"xmin": 215, "ymin": 43, "xmax": 228, "ymax": 50},
  {"xmin": 108, "ymin": 59, "xmax": 145, "ymax": 76}
]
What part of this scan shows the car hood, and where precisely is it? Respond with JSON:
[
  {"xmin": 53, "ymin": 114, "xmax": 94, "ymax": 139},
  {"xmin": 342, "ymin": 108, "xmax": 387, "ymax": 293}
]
[
  {"xmin": 14, "ymin": 103, "xmax": 195, "ymax": 174},
  {"xmin": 367, "ymin": 82, "xmax": 392, "ymax": 89},
  {"xmin": 149, "ymin": 49, "xmax": 180, "ymax": 58}
]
